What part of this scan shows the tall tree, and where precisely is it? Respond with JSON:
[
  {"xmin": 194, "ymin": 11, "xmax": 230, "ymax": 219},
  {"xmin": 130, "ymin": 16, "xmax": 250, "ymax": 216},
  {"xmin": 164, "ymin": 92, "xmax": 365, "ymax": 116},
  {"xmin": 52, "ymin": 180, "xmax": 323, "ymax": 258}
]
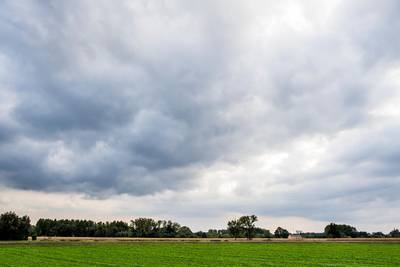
[
  {"xmin": 130, "ymin": 218, "xmax": 157, "ymax": 237},
  {"xmin": 160, "ymin": 220, "xmax": 180, "ymax": 237},
  {"xmin": 238, "ymin": 215, "xmax": 258, "ymax": 240},
  {"xmin": 227, "ymin": 219, "xmax": 242, "ymax": 239}
]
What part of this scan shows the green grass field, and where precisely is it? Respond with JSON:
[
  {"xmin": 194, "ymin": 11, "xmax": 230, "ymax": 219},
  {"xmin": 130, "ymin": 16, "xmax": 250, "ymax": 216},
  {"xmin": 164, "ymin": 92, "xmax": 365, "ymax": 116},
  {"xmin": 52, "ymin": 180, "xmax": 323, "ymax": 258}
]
[{"xmin": 0, "ymin": 242, "xmax": 399, "ymax": 266}]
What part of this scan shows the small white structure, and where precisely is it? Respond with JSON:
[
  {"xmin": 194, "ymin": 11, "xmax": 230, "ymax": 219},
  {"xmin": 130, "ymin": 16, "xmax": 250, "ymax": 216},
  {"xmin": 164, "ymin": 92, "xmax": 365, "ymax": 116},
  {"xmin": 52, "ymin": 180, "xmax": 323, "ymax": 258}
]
[{"xmin": 288, "ymin": 230, "xmax": 303, "ymax": 240}]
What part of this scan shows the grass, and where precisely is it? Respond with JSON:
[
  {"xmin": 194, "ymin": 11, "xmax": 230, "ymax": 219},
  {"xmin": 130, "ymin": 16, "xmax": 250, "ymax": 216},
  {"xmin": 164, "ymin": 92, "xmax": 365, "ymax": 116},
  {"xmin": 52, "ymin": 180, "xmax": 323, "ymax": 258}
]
[{"xmin": 0, "ymin": 241, "xmax": 399, "ymax": 266}]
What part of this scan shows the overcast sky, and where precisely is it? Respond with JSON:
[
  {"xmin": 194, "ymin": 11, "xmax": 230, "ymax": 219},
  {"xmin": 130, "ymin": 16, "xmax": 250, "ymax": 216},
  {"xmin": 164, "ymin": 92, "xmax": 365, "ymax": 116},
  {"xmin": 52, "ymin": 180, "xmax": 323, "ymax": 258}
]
[{"xmin": 0, "ymin": 0, "xmax": 400, "ymax": 233}]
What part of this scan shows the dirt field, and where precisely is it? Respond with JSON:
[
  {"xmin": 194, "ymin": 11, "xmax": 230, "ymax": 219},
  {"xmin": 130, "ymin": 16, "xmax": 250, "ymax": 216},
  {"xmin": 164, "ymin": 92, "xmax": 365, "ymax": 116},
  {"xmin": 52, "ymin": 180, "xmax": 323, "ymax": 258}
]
[{"xmin": 32, "ymin": 236, "xmax": 400, "ymax": 243}]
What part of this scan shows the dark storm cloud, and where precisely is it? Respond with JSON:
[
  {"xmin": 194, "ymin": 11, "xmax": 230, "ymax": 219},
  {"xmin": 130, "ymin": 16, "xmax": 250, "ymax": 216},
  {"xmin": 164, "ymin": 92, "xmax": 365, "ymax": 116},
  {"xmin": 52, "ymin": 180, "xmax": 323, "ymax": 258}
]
[
  {"xmin": 0, "ymin": 0, "xmax": 400, "ymax": 219},
  {"xmin": 0, "ymin": 0, "xmax": 236, "ymax": 195}
]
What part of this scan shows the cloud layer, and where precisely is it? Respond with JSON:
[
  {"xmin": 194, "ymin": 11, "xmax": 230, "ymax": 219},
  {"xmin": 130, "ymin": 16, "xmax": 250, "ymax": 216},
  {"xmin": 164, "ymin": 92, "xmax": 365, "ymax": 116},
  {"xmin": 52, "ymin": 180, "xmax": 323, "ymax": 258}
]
[{"xmin": 1, "ymin": 0, "xmax": 400, "ymax": 231}]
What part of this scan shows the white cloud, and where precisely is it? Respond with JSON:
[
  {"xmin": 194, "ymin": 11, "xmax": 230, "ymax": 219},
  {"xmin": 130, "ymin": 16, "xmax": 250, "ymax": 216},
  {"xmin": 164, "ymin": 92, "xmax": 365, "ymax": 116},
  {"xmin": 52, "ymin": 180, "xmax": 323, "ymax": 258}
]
[{"xmin": 0, "ymin": 0, "xmax": 400, "ymax": 231}]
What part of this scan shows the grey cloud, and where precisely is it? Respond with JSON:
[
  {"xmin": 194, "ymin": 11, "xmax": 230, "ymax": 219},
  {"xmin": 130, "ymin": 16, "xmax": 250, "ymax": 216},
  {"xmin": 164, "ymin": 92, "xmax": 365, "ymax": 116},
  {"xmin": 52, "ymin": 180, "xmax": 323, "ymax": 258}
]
[
  {"xmin": 337, "ymin": 0, "xmax": 400, "ymax": 65},
  {"xmin": 0, "ymin": 0, "xmax": 237, "ymax": 195},
  {"xmin": 0, "ymin": 0, "xmax": 400, "ymax": 226}
]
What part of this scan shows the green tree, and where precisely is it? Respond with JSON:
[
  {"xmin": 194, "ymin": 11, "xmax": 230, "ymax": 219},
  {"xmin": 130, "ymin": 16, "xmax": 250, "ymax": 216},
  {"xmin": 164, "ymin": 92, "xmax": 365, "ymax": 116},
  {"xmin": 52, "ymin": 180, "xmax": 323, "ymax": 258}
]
[
  {"xmin": 324, "ymin": 223, "xmax": 358, "ymax": 238},
  {"xmin": 131, "ymin": 218, "xmax": 157, "ymax": 237},
  {"xmin": 238, "ymin": 215, "xmax": 258, "ymax": 240},
  {"xmin": 207, "ymin": 229, "xmax": 219, "ymax": 238},
  {"xmin": 227, "ymin": 219, "xmax": 242, "ymax": 239},
  {"xmin": 274, "ymin": 227, "xmax": 289, "ymax": 238},
  {"xmin": 177, "ymin": 226, "xmax": 193, "ymax": 238},
  {"xmin": 254, "ymin": 227, "xmax": 273, "ymax": 238},
  {"xmin": 0, "ymin": 211, "xmax": 31, "ymax": 240},
  {"xmin": 371, "ymin": 232, "xmax": 385, "ymax": 238},
  {"xmin": 324, "ymin": 223, "xmax": 340, "ymax": 238},
  {"xmin": 160, "ymin": 220, "xmax": 180, "ymax": 237},
  {"xmin": 389, "ymin": 229, "xmax": 400, "ymax": 237}
]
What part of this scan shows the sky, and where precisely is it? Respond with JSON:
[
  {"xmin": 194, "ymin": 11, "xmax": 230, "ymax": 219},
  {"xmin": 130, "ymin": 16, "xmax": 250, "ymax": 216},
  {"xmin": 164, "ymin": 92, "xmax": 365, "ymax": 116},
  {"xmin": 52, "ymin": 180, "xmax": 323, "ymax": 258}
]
[{"xmin": 0, "ymin": 0, "xmax": 400, "ymax": 233}]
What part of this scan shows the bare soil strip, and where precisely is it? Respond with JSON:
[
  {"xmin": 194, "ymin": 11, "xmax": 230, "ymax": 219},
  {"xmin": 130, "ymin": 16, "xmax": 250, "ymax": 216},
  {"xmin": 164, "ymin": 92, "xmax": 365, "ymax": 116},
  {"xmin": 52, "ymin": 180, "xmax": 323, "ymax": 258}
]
[{"xmin": 28, "ymin": 237, "xmax": 400, "ymax": 243}]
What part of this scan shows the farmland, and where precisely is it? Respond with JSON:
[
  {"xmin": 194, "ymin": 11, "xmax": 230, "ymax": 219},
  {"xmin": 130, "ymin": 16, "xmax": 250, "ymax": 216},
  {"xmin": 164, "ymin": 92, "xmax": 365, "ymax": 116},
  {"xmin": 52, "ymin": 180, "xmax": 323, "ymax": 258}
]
[{"xmin": 1, "ymin": 241, "xmax": 400, "ymax": 266}]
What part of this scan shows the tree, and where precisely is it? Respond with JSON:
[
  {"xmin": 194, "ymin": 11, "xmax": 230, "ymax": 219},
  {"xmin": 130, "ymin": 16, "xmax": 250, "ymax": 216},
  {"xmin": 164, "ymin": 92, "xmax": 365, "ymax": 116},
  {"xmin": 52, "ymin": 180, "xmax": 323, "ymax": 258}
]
[
  {"xmin": 355, "ymin": 231, "xmax": 369, "ymax": 238},
  {"xmin": 254, "ymin": 227, "xmax": 273, "ymax": 238},
  {"xmin": 324, "ymin": 223, "xmax": 357, "ymax": 238},
  {"xmin": 238, "ymin": 215, "xmax": 258, "ymax": 240},
  {"xmin": 193, "ymin": 231, "xmax": 207, "ymax": 238},
  {"xmin": 160, "ymin": 220, "xmax": 180, "ymax": 237},
  {"xmin": 274, "ymin": 227, "xmax": 289, "ymax": 238},
  {"xmin": 301, "ymin": 232, "xmax": 326, "ymax": 238},
  {"xmin": 324, "ymin": 223, "xmax": 340, "ymax": 238},
  {"xmin": 207, "ymin": 229, "xmax": 219, "ymax": 238},
  {"xmin": 0, "ymin": 211, "xmax": 31, "ymax": 240},
  {"xmin": 130, "ymin": 218, "xmax": 157, "ymax": 237},
  {"xmin": 227, "ymin": 219, "xmax": 242, "ymax": 239},
  {"xmin": 18, "ymin": 215, "xmax": 31, "ymax": 240},
  {"xmin": 337, "ymin": 224, "xmax": 357, "ymax": 237},
  {"xmin": 371, "ymin": 232, "xmax": 385, "ymax": 238},
  {"xmin": 389, "ymin": 229, "xmax": 400, "ymax": 238},
  {"xmin": 177, "ymin": 226, "xmax": 193, "ymax": 238}
]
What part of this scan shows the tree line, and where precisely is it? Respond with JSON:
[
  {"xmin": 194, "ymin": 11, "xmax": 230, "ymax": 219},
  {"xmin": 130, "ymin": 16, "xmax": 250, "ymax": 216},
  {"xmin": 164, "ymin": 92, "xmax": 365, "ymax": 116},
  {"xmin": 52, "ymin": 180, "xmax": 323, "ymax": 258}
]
[{"xmin": 1, "ymin": 211, "xmax": 399, "ymax": 240}]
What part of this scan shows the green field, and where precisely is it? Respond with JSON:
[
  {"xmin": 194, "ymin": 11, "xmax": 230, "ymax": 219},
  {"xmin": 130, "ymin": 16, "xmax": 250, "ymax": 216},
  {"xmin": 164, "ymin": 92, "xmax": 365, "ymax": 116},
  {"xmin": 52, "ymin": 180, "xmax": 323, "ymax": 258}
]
[{"xmin": 0, "ymin": 242, "xmax": 400, "ymax": 266}]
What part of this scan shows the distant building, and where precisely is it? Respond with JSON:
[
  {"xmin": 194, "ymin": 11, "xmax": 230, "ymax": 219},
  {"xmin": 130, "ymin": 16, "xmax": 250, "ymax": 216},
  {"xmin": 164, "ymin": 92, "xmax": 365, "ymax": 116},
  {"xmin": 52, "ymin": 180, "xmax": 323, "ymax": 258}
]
[{"xmin": 288, "ymin": 230, "xmax": 303, "ymax": 240}]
